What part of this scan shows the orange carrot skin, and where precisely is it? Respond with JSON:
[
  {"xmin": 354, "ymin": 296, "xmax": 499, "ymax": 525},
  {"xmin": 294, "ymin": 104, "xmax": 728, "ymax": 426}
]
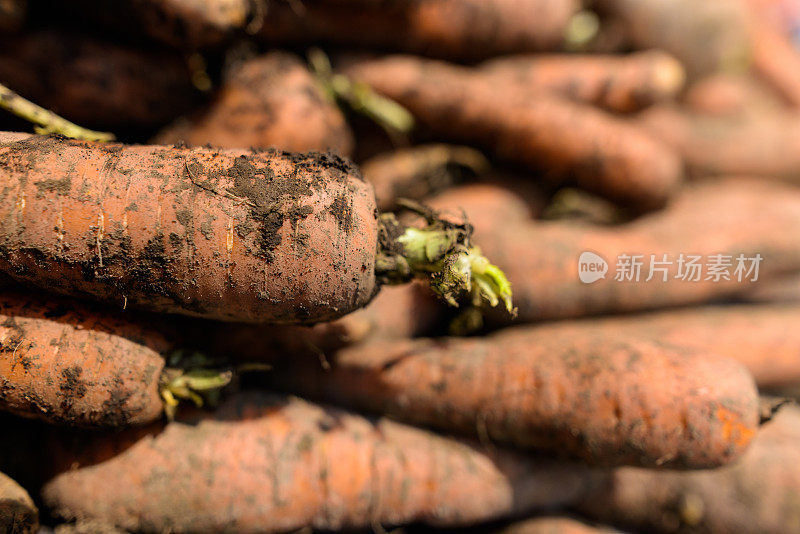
[
  {"xmin": 154, "ymin": 52, "xmax": 354, "ymax": 156},
  {"xmin": 267, "ymin": 325, "xmax": 759, "ymax": 469},
  {"xmin": 429, "ymin": 179, "xmax": 800, "ymax": 323},
  {"xmin": 0, "ymin": 290, "xmax": 171, "ymax": 428},
  {"xmin": 0, "ymin": 30, "xmax": 200, "ymax": 130},
  {"xmin": 0, "ymin": 133, "xmax": 378, "ymax": 323},
  {"xmin": 343, "ymin": 55, "xmax": 683, "ymax": 210},
  {"xmin": 258, "ymin": 0, "xmax": 579, "ymax": 60},
  {"xmin": 481, "ymin": 50, "xmax": 685, "ymax": 113},
  {"xmin": 0, "ymin": 470, "xmax": 37, "ymax": 534},
  {"xmin": 576, "ymin": 405, "xmax": 800, "ymax": 534},
  {"xmin": 41, "ymin": 393, "xmax": 596, "ymax": 533}
]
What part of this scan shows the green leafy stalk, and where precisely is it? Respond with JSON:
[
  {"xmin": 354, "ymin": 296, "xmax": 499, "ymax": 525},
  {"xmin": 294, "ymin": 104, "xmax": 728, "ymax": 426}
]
[
  {"xmin": 376, "ymin": 202, "xmax": 516, "ymax": 316},
  {"xmin": 159, "ymin": 350, "xmax": 233, "ymax": 420},
  {"xmin": 308, "ymin": 48, "xmax": 415, "ymax": 135},
  {"xmin": 0, "ymin": 83, "xmax": 115, "ymax": 141}
]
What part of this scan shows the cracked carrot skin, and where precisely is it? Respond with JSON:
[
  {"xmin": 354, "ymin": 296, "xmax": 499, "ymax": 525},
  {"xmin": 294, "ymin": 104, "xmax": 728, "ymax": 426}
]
[
  {"xmin": 428, "ymin": 179, "xmax": 800, "ymax": 324},
  {"xmin": 0, "ymin": 470, "xmax": 38, "ymax": 534},
  {"xmin": 342, "ymin": 55, "xmax": 683, "ymax": 210},
  {"xmin": 0, "ymin": 133, "xmax": 377, "ymax": 323},
  {"xmin": 154, "ymin": 52, "xmax": 354, "ymax": 156},
  {"xmin": 576, "ymin": 405, "xmax": 800, "ymax": 534},
  {"xmin": 0, "ymin": 289, "xmax": 171, "ymax": 428},
  {"xmin": 266, "ymin": 325, "xmax": 760, "ymax": 469},
  {"xmin": 258, "ymin": 0, "xmax": 579, "ymax": 61},
  {"xmin": 41, "ymin": 393, "xmax": 596, "ymax": 533},
  {"xmin": 480, "ymin": 50, "xmax": 686, "ymax": 113}
]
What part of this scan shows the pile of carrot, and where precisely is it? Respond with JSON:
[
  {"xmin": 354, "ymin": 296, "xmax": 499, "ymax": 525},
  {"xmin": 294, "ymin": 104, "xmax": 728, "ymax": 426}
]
[{"xmin": 2, "ymin": 0, "xmax": 800, "ymax": 532}]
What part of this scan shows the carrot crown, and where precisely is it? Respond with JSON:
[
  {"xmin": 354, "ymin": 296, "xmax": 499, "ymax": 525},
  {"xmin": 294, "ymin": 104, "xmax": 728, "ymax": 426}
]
[{"xmin": 376, "ymin": 201, "xmax": 516, "ymax": 316}]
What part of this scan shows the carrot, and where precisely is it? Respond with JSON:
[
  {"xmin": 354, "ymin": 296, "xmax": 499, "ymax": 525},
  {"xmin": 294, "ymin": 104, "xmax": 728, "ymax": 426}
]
[
  {"xmin": 480, "ymin": 50, "xmax": 686, "ymax": 113},
  {"xmin": 684, "ymin": 73, "xmax": 786, "ymax": 116},
  {"xmin": 265, "ymin": 322, "xmax": 760, "ymax": 469},
  {"xmin": 575, "ymin": 404, "xmax": 800, "ymax": 534},
  {"xmin": 0, "ymin": 289, "xmax": 172, "ymax": 427},
  {"xmin": 0, "ymin": 30, "xmax": 201, "ymax": 130},
  {"xmin": 595, "ymin": 0, "xmax": 752, "ymax": 78},
  {"xmin": 431, "ymin": 178, "xmax": 800, "ymax": 323},
  {"xmin": 0, "ymin": 471, "xmax": 37, "ymax": 534},
  {"xmin": 637, "ymin": 105, "xmax": 800, "ymax": 179},
  {"xmin": 495, "ymin": 516, "xmax": 625, "ymax": 534},
  {"xmin": 154, "ymin": 52, "xmax": 354, "ymax": 156},
  {"xmin": 258, "ymin": 0, "xmax": 580, "ymax": 61},
  {"xmin": 0, "ymin": 0, "xmax": 24, "ymax": 32},
  {"xmin": 342, "ymin": 55, "xmax": 683, "ymax": 210},
  {"xmin": 40, "ymin": 392, "xmax": 596, "ymax": 532},
  {"xmin": 362, "ymin": 144, "xmax": 488, "ymax": 210},
  {"xmin": 0, "ymin": 132, "xmax": 377, "ymax": 323}
]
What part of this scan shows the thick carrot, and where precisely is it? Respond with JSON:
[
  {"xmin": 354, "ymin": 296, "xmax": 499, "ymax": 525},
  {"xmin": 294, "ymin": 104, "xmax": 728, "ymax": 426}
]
[
  {"xmin": 154, "ymin": 52, "xmax": 354, "ymax": 155},
  {"xmin": 739, "ymin": 272, "xmax": 800, "ymax": 305},
  {"xmin": 40, "ymin": 392, "xmax": 596, "ymax": 532},
  {"xmin": 429, "ymin": 179, "xmax": 800, "ymax": 323},
  {"xmin": 0, "ymin": 30, "xmax": 200, "ymax": 130},
  {"xmin": 258, "ymin": 0, "xmax": 579, "ymax": 61},
  {"xmin": 495, "ymin": 516, "xmax": 625, "ymax": 534},
  {"xmin": 480, "ymin": 50, "xmax": 686, "ymax": 113},
  {"xmin": 637, "ymin": 105, "xmax": 800, "ymax": 179},
  {"xmin": 0, "ymin": 471, "xmax": 37, "ymax": 534},
  {"xmin": 0, "ymin": 133, "xmax": 377, "ymax": 323},
  {"xmin": 575, "ymin": 405, "xmax": 800, "ymax": 534},
  {"xmin": 0, "ymin": 289, "xmax": 178, "ymax": 427},
  {"xmin": 342, "ymin": 55, "xmax": 683, "ymax": 210},
  {"xmin": 596, "ymin": 0, "xmax": 752, "ymax": 78},
  {"xmin": 265, "ymin": 323, "xmax": 760, "ymax": 469}
]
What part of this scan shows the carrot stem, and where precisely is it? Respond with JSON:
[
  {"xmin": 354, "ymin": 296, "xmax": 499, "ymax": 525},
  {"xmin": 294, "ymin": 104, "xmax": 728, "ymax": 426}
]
[{"xmin": 0, "ymin": 83, "xmax": 115, "ymax": 141}]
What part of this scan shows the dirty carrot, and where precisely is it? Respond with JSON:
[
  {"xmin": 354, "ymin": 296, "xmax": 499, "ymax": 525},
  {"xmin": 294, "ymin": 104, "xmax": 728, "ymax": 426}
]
[
  {"xmin": 0, "ymin": 470, "xmax": 37, "ymax": 534},
  {"xmin": 154, "ymin": 52, "xmax": 354, "ymax": 156},
  {"xmin": 40, "ymin": 392, "xmax": 595, "ymax": 533},
  {"xmin": 0, "ymin": 289, "xmax": 234, "ymax": 427},
  {"xmin": 258, "ymin": 0, "xmax": 580, "ymax": 61},
  {"xmin": 428, "ymin": 179, "xmax": 800, "ymax": 324},
  {"xmin": 575, "ymin": 404, "xmax": 800, "ymax": 534},
  {"xmin": 480, "ymin": 50, "xmax": 686, "ymax": 113},
  {"xmin": 0, "ymin": 133, "xmax": 377, "ymax": 322},
  {"xmin": 0, "ymin": 133, "xmax": 513, "ymax": 322},
  {"xmin": 265, "ymin": 323, "xmax": 760, "ymax": 469},
  {"xmin": 683, "ymin": 73, "xmax": 786, "ymax": 117},
  {"xmin": 0, "ymin": 30, "xmax": 201, "ymax": 130},
  {"xmin": 342, "ymin": 55, "xmax": 683, "ymax": 209}
]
